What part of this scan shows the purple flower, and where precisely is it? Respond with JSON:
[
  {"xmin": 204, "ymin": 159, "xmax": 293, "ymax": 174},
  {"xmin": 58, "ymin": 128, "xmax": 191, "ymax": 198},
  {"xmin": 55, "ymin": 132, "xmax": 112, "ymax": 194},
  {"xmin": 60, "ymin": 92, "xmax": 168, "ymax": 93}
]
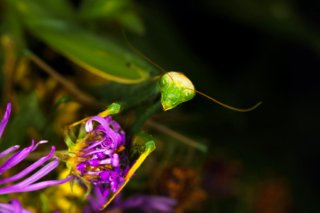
[
  {"xmin": 66, "ymin": 103, "xmax": 156, "ymax": 210},
  {"xmin": 68, "ymin": 115, "xmax": 128, "ymax": 198},
  {"xmin": 0, "ymin": 102, "xmax": 72, "ymax": 195},
  {"xmin": 0, "ymin": 199, "xmax": 32, "ymax": 213}
]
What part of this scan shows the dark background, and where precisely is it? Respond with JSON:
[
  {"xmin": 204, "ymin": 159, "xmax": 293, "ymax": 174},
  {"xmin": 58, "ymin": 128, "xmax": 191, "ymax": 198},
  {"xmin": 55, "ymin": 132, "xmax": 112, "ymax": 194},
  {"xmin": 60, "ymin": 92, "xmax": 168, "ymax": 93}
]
[{"xmin": 136, "ymin": 0, "xmax": 320, "ymax": 212}]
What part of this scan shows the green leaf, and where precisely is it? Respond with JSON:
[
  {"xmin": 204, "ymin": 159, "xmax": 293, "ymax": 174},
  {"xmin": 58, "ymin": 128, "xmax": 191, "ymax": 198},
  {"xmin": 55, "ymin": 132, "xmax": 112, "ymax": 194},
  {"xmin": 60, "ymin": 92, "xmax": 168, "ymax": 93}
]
[
  {"xmin": 32, "ymin": 23, "xmax": 151, "ymax": 83},
  {"xmin": 160, "ymin": 72, "xmax": 196, "ymax": 111},
  {"xmin": 12, "ymin": 0, "xmax": 152, "ymax": 83}
]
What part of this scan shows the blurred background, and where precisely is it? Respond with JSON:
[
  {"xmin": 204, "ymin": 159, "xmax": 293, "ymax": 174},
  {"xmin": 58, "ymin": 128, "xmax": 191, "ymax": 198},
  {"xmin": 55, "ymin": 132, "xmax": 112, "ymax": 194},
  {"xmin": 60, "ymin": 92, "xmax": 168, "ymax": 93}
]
[{"xmin": 1, "ymin": 0, "xmax": 320, "ymax": 212}]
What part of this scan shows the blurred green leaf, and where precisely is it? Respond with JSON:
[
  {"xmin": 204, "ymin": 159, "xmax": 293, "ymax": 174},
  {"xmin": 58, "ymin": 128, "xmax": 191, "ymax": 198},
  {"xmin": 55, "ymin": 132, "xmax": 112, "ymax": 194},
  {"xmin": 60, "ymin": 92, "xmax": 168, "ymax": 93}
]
[
  {"xmin": 31, "ymin": 26, "xmax": 151, "ymax": 83},
  {"xmin": 11, "ymin": 0, "xmax": 151, "ymax": 83},
  {"xmin": 117, "ymin": 11, "xmax": 145, "ymax": 35},
  {"xmin": 7, "ymin": 0, "xmax": 75, "ymax": 22},
  {"xmin": 1, "ymin": 3, "xmax": 25, "ymax": 55},
  {"xmin": 2, "ymin": 92, "xmax": 46, "ymax": 148},
  {"xmin": 79, "ymin": 0, "xmax": 131, "ymax": 19},
  {"xmin": 79, "ymin": 0, "xmax": 144, "ymax": 34}
]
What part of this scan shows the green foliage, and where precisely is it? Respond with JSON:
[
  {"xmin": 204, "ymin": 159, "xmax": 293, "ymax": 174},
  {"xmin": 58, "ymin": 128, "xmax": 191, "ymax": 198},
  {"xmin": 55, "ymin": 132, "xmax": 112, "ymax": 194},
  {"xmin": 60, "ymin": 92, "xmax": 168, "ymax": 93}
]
[
  {"xmin": 2, "ymin": 93, "xmax": 46, "ymax": 148},
  {"xmin": 79, "ymin": 0, "xmax": 144, "ymax": 34}
]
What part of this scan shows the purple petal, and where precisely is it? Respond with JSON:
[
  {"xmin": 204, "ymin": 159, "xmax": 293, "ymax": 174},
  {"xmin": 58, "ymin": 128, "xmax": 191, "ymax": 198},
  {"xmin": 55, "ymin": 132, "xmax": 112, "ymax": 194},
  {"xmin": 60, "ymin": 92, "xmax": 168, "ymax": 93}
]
[
  {"xmin": 84, "ymin": 205, "xmax": 92, "ymax": 213},
  {"xmin": 90, "ymin": 187, "xmax": 105, "ymax": 210},
  {"xmin": 110, "ymin": 120, "xmax": 120, "ymax": 131},
  {"xmin": 0, "ymin": 102, "xmax": 11, "ymax": 139},
  {"xmin": 100, "ymin": 171, "xmax": 110, "ymax": 180},
  {"xmin": 85, "ymin": 116, "xmax": 110, "ymax": 133},
  {"xmin": 88, "ymin": 159, "xmax": 100, "ymax": 167},
  {"xmin": 10, "ymin": 199, "xmax": 22, "ymax": 213},
  {"xmin": 112, "ymin": 154, "xmax": 119, "ymax": 167},
  {"xmin": 76, "ymin": 162, "xmax": 86, "ymax": 173},
  {"xmin": 119, "ymin": 195, "xmax": 177, "ymax": 212},
  {"xmin": 0, "ymin": 145, "xmax": 20, "ymax": 159},
  {"xmin": 0, "ymin": 146, "xmax": 55, "ymax": 184},
  {"xmin": 14, "ymin": 160, "xmax": 59, "ymax": 187},
  {"xmin": 82, "ymin": 140, "xmax": 104, "ymax": 152},
  {"xmin": 0, "ymin": 200, "xmax": 32, "ymax": 213},
  {"xmin": 94, "ymin": 186, "xmax": 105, "ymax": 204},
  {"xmin": 0, "ymin": 176, "xmax": 72, "ymax": 194},
  {"xmin": 147, "ymin": 196, "xmax": 177, "ymax": 212},
  {"xmin": 0, "ymin": 140, "xmax": 48, "ymax": 175},
  {"xmin": 82, "ymin": 148, "xmax": 112, "ymax": 157},
  {"xmin": 0, "ymin": 142, "xmax": 35, "ymax": 175},
  {"xmin": 16, "ymin": 176, "xmax": 73, "ymax": 192}
]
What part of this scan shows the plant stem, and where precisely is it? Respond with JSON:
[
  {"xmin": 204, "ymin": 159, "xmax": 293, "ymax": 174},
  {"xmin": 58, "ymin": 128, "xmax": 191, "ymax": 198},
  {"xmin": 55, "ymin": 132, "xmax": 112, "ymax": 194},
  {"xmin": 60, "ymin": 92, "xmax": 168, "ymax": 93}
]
[
  {"xmin": 27, "ymin": 51, "xmax": 100, "ymax": 107},
  {"xmin": 145, "ymin": 119, "xmax": 207, "ymax": 153}
]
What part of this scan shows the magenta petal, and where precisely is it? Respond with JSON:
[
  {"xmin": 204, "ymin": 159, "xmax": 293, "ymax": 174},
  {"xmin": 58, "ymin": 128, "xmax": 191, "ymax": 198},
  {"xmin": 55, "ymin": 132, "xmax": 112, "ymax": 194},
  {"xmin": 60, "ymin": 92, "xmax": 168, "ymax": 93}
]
[
  {"xmin": 15, "ymin": 160, "xmax": 59, "ymax": 187},
  {"xmin": 0, "ymin": 145, "xmax": 20, "ymax": 159},
  {"xmin": 0, "ymin": 146, "xmax": 55, "ymax": 184},
  {"xmin": 0, "ymin": 102, "xmax": 11, "ymax": 139}
]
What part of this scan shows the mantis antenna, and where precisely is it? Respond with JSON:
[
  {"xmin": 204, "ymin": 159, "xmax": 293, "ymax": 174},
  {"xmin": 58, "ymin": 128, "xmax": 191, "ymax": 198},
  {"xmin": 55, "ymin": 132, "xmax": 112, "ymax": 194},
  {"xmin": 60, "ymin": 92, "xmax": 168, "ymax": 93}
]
[{"xmin": 122, "ymin": 30, "xmax": 262, "ymax": 112}]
